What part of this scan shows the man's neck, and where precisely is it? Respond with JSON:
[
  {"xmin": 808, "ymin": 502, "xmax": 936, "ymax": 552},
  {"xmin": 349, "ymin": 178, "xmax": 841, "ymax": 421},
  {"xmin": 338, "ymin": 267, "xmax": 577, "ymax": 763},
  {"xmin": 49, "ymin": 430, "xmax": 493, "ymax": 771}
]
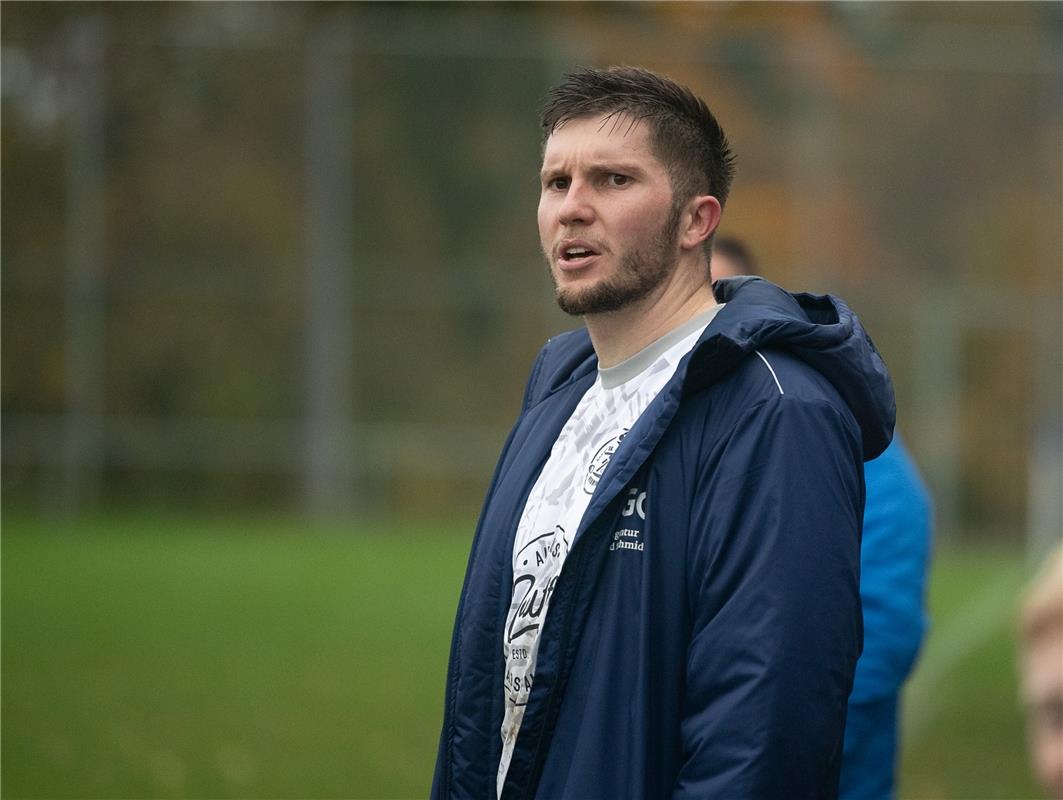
[{"xmin": 584, "ymin": 267, "xmax": 719, "ymax": 369}]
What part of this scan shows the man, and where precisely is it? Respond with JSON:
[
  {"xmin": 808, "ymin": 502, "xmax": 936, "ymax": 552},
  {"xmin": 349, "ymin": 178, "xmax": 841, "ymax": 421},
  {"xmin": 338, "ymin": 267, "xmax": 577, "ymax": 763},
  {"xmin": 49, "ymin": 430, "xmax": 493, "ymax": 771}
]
[
  {"xmin": 1019, "ymin": 543, "xmax": 1063, "ymax": 800},
  {"xmin": 432, "ymin": 67, "xmax": 895, "ymax": 800},
  {"xmin": 712, "ymin": 236, "xmax": 933, "ymax": 800}
]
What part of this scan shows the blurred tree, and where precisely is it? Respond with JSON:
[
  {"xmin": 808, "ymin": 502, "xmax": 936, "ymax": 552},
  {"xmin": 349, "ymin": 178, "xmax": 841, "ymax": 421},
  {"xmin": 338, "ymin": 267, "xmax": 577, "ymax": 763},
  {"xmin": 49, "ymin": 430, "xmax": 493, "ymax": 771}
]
[{"xmin": 1, "ymin": 1, "xmax": 1058, "ymax": 528}]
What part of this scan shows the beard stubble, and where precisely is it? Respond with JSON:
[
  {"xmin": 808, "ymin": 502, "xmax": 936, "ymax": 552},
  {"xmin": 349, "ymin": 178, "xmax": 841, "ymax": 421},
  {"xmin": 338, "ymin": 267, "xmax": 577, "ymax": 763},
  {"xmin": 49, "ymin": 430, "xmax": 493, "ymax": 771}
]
[{"xmin": 549, "ymin": 202, "xmax": 684, "ymax": 317}]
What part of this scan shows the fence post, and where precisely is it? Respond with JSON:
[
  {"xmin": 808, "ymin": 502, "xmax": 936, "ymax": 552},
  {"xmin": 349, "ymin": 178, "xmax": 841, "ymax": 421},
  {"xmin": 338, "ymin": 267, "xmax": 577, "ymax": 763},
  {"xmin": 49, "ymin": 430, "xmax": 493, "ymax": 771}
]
[
  {"xmin": 61, "ymin": 13, "xmax": 107, "ymax": 516},
  {"xmin": 303, "ymin": 11, "xmax": 356, "ymax": 517}
]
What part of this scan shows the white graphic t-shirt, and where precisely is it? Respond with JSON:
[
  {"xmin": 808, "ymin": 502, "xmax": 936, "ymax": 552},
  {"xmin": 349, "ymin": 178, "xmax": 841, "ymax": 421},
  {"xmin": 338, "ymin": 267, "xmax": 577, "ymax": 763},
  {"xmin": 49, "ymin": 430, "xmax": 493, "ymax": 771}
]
[{"xmin": 497, "ymin": 305, "xmax": 722, "ymax": 795}]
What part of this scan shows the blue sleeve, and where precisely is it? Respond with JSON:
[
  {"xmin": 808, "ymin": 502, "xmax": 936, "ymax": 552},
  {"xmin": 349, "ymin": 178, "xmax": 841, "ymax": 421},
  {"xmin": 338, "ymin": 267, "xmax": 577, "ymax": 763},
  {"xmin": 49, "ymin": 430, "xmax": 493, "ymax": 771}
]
[
  {"xmin": 838, "ymin": 436, "xmax": 932, "ymax": 800},
  {"xmin": 848, "ymin": 435, "xmax": 932, "ymax": 704},
  {"xmin": 674, "ymin": 394, "xmax": 864, "ymax": 799}
]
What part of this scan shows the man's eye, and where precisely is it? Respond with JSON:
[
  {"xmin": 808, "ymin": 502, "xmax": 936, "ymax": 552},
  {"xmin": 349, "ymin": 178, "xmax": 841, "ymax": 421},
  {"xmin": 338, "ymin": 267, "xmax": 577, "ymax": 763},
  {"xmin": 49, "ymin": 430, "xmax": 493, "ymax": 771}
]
[
  {"xmin": 548, "ymin": 177, "xmax": 569, "ymax": 190},
  {"xmin": 607, "ymin": 174, "xmax": 630, "ymax": 187}
]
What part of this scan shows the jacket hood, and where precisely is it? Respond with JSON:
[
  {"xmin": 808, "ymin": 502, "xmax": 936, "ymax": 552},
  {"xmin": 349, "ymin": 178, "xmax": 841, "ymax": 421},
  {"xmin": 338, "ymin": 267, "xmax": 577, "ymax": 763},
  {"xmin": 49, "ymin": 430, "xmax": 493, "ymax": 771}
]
[
  {"xmin": 706, "ymin": 276, "xmax": 894, "ymax": 459},
  {"xmin": 529, "ymin": 276, "xmax": 895, "ymax": 460}
]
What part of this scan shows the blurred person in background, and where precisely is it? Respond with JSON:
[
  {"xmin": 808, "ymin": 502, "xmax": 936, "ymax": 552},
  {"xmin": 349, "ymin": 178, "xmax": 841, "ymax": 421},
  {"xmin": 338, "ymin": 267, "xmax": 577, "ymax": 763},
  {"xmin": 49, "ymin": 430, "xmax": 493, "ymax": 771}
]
[
  {"xmin": 1019, "ymin": 543, "xmax": 1063, "ymax": 800},
  {"xmin": 712, "ymin": 236, "xmax": 934, "ymax": 800},
  {"xmin": 434, "ymin": 67, "xmax": 896, "ymax": 800}
]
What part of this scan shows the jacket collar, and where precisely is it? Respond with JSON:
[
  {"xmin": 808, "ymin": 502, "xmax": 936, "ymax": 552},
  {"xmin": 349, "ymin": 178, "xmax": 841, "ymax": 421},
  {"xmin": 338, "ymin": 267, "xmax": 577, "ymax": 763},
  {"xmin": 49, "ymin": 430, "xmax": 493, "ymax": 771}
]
[{"xmin": 527, "ymin": 277, "xmax": 895, "ymax": 461}]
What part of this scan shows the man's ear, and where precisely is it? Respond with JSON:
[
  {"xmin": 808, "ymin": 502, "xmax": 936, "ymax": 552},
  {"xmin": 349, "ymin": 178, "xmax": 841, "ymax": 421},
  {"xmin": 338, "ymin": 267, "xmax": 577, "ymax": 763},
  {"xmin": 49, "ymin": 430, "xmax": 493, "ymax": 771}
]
[{"xmin": 680, "ymin": 195, "xmax": 722, "ymax": 251}]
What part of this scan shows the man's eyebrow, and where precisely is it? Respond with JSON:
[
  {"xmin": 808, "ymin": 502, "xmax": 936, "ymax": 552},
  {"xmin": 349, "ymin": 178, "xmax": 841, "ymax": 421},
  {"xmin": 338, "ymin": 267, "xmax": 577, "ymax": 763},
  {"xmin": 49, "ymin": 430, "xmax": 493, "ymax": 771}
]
[
  {"xmin": 590, "ymin": 161, "xmax": 647, "ymax": 176},
  {"xmin": 539, "ymin": 161, "xmax": 647, "ymax": 180}
]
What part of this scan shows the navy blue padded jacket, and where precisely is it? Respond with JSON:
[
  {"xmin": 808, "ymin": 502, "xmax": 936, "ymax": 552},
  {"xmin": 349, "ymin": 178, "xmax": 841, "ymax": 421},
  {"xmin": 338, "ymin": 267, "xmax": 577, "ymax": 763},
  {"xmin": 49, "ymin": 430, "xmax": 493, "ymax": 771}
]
[{"xmin": 432, "ymin": 277, "xmax": 896, "ymax": 800}]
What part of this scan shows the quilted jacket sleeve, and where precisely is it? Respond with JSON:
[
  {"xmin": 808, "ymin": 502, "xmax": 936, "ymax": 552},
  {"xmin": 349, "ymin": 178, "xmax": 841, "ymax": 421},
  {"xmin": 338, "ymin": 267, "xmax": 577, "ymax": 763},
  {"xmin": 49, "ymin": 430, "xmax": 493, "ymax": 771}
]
[{"xmin": 674, "ymin": 393, "xmax": 864, "ymax": 800}]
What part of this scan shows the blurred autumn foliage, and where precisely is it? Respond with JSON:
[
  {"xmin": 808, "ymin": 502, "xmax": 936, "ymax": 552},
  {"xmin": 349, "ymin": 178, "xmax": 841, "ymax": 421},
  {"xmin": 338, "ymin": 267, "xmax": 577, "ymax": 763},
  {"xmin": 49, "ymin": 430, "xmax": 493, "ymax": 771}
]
[{"xmin": 2, "ymin": 2, "xmax": 1060, "ymax": 535}]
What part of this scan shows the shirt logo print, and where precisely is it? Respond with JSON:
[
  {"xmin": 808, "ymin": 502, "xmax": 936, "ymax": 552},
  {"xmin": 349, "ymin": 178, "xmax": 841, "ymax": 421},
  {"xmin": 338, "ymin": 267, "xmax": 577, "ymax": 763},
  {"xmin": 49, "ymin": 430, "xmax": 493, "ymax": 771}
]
[
  {"xmin": 610, "ymin": 488, "xmax": 647, "ymax": 553},
  {"xmin": 584, "ymin": 430, "xmax": 628, "ymax": 495},
  {"xmin": 507, "ymin": 525, "xmax": 570, "ymax": 644}
]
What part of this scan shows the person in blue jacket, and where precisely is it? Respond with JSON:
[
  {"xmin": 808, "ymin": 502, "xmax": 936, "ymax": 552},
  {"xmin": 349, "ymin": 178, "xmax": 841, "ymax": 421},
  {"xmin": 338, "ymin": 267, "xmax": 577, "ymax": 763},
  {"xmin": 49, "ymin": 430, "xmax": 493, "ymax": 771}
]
[
  {"xmin": 433, "ymin": 66, "xmax": 896, "ymax": 800},
  {"xmin": 712, "ymin": 237, "xmax": 933, "ymax": 800},
  {"xmin": 842, "ymin": 439, "xmax": 931, "ymax": 800}
]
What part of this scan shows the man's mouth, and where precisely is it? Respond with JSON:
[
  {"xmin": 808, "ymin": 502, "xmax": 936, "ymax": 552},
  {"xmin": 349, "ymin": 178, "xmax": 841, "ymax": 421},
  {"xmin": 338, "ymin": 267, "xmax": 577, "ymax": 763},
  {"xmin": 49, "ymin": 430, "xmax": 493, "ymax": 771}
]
[{"xmin": 558, "ymin": 241, "xmax": 602, "ymax": 269}]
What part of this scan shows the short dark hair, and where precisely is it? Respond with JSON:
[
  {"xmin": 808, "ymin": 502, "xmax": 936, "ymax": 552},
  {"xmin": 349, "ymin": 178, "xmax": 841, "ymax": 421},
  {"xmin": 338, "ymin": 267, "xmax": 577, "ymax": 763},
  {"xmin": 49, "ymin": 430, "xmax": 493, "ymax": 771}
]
[
  {"xmin": 540, "ymin": 66, "xmax": 736, "ymax": 209},
  {"xmin": 712, "ymin": 235, "xmax": 759, "ymax": 275}
]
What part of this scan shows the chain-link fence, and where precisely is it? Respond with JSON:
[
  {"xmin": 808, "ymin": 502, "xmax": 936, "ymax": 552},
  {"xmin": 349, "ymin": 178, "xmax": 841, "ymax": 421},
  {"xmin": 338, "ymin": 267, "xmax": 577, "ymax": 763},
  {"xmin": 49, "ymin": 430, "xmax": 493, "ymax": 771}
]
[{"xmin": 3, "ymin": 3, "xmax": 1060, "ymax": 545}]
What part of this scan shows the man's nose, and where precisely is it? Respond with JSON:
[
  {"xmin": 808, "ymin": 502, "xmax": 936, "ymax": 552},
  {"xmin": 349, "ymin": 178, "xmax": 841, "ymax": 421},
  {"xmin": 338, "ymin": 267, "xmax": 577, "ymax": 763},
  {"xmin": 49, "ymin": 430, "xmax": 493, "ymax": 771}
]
[{"xmin": 557, "ymin": 181, "xmax": 595, "ymax": 226}]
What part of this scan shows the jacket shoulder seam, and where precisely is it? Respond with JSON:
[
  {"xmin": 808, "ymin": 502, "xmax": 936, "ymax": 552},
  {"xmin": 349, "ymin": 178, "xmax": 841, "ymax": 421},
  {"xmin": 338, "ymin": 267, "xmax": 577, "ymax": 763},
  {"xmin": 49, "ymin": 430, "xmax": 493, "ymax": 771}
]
[{"xmin": 753, "ymin": 350, "xmax": 784, "ymax": 395}]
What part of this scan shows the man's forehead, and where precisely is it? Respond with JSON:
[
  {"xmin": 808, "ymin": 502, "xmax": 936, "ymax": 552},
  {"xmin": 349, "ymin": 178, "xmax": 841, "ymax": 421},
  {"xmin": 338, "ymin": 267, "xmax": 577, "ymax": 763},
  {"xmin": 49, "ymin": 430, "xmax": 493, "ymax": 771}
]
[{"xmin": 541, "ymin": 112, "xmax": 654, "ymax": 164}]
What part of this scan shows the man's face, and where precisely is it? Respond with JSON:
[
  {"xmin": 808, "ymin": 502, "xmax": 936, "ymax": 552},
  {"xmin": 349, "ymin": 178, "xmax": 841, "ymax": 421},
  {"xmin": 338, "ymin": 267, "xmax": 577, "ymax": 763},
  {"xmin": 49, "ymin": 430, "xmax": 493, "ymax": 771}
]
[
  {"xmin": 1023, "ymin": 628, "xmax": 1063, "ymax": 800},
  {"xmin": 538, "ymin": 114, "xmax": 682, "ymax": 316}
]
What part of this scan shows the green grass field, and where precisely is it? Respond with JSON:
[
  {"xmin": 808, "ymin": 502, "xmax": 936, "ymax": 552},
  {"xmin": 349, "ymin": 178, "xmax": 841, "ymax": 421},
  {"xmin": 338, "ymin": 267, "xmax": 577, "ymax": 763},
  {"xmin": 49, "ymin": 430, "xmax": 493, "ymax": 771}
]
[
  {"xmin": 899, "ymin": 544, "xmax": 1043, "ymax": 800},
  {"xmin": 2, "ymin": 513, "xmax": 1046, "ymax": 799}
]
